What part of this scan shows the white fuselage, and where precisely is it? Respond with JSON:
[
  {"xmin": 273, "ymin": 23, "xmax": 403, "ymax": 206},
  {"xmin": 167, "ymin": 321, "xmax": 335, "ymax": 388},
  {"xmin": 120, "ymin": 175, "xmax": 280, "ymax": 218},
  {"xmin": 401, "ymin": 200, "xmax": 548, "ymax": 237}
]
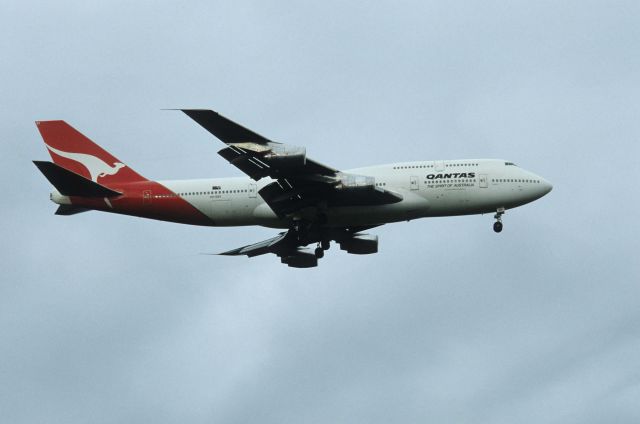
[{"xmin": 154, "ymin": 159, "xmax": 552, "ymax": 228}]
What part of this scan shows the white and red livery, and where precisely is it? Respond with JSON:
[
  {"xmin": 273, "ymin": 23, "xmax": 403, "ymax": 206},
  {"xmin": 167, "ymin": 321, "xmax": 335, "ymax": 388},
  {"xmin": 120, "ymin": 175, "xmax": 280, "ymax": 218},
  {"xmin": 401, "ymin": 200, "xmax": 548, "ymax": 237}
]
[{"xmin": 34, "ymin": 110, "xmax": 552, "ymax": 267}]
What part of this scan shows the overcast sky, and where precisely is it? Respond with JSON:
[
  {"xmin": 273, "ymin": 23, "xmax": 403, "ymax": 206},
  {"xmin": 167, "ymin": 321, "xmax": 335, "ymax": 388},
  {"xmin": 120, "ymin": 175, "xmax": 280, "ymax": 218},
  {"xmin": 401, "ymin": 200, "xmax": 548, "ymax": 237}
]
[{"xmin": 2, "ymin": 1, "xmax": 640, "ymax": 423}]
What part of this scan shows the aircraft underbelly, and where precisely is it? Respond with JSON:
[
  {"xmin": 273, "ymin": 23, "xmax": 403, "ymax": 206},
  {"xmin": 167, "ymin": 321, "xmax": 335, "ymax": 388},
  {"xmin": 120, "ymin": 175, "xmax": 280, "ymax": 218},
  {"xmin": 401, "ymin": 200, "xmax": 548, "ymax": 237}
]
[
  {"xmin": 209, "ymin": 198, "xmax": 261, "ymax": 226},
  {"xmin": 326, "ymin": 191, "xmax": 430, "ymax": 226},
  {"xmin": 424, "ymin": 185, "xmax": 536, "ymax": 216}
]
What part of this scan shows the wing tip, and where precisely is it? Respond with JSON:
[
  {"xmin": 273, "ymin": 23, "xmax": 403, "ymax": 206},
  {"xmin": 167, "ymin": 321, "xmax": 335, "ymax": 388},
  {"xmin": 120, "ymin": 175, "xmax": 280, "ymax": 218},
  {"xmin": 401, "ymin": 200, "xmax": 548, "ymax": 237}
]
[
  {"xmin": 198, "ymin": 251, "xmax": 243, "ymax": 256},
  {"xmin": 218, "ymin": 249, "xmax": 244, "ymax": 256}
]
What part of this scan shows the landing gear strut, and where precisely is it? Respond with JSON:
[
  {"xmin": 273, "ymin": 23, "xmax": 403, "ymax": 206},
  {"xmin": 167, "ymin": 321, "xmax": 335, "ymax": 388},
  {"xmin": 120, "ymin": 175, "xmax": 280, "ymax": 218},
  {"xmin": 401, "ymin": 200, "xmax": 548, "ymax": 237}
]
[
  {"xmin": 493, "ymin": 208, "xmax": 505, "ymax": 233},
  {"xmin": 315, "ymin": 240, "xmax": 330, "ymax": 258},
  {"xmin": 292, "ymin": 217, "xmax": 305, "ymax": 241}
]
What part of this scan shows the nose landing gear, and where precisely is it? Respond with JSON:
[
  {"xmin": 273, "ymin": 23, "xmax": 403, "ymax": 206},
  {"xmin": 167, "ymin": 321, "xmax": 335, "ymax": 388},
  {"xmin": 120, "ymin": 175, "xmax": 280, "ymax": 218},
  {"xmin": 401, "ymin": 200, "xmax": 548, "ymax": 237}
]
[{"xmin": 493, "ymin": 208, "xmax": 505, "ymax": 233}]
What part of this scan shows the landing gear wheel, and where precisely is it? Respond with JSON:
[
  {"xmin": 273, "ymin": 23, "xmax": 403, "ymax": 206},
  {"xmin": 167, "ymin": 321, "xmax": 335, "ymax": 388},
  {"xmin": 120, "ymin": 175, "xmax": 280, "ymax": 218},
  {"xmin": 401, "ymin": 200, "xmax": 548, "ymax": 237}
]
[
  {"xmin": 315, "ymin": 247, "xmax": 324, "ymax": 258},
  {"xmin": 321, "ymin": 240, "xmax": 330, "ymax": 250},
  {"xmin": 493, "ymin": 221, "xmax": 503, "ymax": 233}
]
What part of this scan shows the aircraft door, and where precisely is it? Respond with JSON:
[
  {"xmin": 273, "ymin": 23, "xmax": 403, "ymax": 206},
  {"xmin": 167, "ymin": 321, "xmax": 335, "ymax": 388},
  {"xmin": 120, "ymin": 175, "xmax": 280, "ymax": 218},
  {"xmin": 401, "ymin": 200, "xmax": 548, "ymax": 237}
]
[
  {"xmin": 248, "ymin": 183, "xmax": 257, "ymax": 198},
  {"xmin": 410, "ymin": 176, "xmax": 419, "ymax": 190},
  {"xmin": 142, "ymin": 190, "xmax": 152, "ymax": 204},
  {"xmin": 479, "ymin": 174, "xmax": 488, "ymax": 188},
  {"xmin": 434, "ymin": 160, "xmax": 445, "ymax": 172}
]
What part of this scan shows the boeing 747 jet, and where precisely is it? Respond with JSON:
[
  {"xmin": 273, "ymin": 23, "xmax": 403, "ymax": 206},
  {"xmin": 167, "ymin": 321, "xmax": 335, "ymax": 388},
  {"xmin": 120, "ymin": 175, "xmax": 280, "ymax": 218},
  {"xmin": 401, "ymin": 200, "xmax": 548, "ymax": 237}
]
[{"xmin": 34, "ymin": 110, "xmax": 552, "ymax": 267}]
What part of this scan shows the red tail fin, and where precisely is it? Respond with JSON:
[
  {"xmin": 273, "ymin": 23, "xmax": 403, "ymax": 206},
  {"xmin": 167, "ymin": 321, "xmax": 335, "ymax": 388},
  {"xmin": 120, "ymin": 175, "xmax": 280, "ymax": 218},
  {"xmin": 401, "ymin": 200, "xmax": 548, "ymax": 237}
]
[{"xmin": 35, "ymin": 120, "xmax": 147, "ymax": 186}]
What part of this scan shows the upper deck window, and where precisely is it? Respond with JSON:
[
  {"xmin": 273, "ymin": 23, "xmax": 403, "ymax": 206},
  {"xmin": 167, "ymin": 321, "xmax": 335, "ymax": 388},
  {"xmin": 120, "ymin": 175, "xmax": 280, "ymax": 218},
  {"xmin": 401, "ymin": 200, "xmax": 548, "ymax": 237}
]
[{"xmin": 505, "ymin": 162, "xmax": 517, "ymax": 166}]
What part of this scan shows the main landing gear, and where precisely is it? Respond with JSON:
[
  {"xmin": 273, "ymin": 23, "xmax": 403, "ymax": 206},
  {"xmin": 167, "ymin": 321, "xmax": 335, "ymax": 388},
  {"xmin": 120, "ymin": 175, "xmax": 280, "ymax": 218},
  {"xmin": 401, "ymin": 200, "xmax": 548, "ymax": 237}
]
[
  {"xmin": 315, "ymin": 240, "xmax": 330, "ymax": 258},
  {"xmin": 290, "ymin": 213, "xmax": 330, "ymax": 258},
  {"xmin": 493, "ymin": 208, "xmax": 505, "ymax": 233}
]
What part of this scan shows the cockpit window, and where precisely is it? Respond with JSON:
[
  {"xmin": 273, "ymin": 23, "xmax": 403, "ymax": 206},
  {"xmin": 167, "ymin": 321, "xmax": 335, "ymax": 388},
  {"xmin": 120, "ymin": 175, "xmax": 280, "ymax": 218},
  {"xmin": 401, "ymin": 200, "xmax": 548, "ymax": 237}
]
[{"xmin": 505, "ymin": 162, "xmax": 517, "ymax": 166}]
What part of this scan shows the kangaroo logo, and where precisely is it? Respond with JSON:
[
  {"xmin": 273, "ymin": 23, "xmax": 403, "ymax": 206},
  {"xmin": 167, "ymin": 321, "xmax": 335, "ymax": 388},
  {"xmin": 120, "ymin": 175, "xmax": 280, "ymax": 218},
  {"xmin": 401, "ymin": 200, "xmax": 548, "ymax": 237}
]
[{"xmin": 46, "ymin": 143, "xmax": 126, "ymax": 182}]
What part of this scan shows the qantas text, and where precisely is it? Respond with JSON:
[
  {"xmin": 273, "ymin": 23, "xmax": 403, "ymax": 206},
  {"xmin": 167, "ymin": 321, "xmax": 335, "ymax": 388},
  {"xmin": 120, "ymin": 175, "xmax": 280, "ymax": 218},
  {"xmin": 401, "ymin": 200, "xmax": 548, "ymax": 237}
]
[{"xmin": 426, "ymin": 172, "xmax": 476, "ymax": 179}]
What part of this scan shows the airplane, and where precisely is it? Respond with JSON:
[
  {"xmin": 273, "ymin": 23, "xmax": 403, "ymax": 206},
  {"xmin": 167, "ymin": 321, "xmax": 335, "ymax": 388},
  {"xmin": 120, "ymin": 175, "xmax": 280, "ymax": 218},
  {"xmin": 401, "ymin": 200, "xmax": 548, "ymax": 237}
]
[{"xmin": 33, "ymin": 109, "xmax": 553, "ymax": 268}]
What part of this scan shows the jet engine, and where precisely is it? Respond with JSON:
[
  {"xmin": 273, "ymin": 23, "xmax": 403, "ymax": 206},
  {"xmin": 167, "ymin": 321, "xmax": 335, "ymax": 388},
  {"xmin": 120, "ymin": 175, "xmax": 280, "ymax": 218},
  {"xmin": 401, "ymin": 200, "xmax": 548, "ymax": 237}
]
[
  {"xmin": 339, "ymin": 234, "xmax": 378, "ymax": 254},
  {"xmin": 280, "ymin": 247, "xmax": 318, "ymax": 268},
  {"xmin": 335, "ymin": 173, "xmax": 376, "ymax": 192},
  {"xmin": 264, "ymin": 144, "xmax": 307, "ymax": 168}
]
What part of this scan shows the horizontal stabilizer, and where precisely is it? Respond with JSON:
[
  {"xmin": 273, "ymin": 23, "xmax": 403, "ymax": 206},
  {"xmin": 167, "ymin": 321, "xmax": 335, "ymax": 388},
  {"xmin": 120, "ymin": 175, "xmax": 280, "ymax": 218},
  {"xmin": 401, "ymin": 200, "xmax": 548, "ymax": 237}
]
[
  {"xmin": 55, "ymin": 205, "xmax": 91, "ymax": 215},
  {"xmin": 33, "ymin": 161, "xmax": 122, "ymax": 197}
]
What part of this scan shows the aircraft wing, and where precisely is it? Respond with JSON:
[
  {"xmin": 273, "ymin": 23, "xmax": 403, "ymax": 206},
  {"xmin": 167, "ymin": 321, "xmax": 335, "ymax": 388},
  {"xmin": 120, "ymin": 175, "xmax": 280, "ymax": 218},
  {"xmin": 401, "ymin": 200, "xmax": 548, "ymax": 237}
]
[
  {"xmin": 218, "ymin": 231, "xmax": 291, "ymax": 257},
  {"xmin": 219, "ymin": 232, "xmax": 316, "ymax": 268},
  {"xmin": 181, "ymin": 109, "xmax": 336, "ymax": 180},
  {"xmin": 218, "ymin": 225, "xmax": 381, "ymax": 268},
  {"xmin": 181, "ymin": 109, "xmax": 402, "ymax": 218}
]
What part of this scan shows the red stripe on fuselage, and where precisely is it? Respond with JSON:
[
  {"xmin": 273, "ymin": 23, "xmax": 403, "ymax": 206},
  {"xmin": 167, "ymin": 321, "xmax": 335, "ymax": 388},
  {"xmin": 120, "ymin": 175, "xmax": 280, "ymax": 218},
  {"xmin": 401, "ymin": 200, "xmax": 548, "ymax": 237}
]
[{"xmin": 69, "ymin": 180, "xmax": 214, "ymax": 226}]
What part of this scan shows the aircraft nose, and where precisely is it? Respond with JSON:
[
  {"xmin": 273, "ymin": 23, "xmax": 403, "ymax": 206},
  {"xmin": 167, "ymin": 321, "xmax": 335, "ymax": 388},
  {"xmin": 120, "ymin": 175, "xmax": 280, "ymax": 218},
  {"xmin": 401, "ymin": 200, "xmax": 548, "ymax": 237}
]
[
  {"xmin": 541, "ymin": 179, "xmax": 553, "ymax": 195},
  {"xmin": 535, "ymin": 177, "xmax": 553, "ymax": 198}
]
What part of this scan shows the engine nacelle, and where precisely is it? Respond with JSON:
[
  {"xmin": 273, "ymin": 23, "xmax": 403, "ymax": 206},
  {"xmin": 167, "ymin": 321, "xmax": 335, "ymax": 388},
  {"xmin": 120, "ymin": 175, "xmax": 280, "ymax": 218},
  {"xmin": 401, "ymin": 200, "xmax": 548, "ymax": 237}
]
[
  {"xmin": 265, "ymin": 145, "xmax": 307, "ymax": 168},
  {"xmin": 336, "ymin": 173, "xmax": 375, "ymax": 191},
  {"xmin": 339, "ymin": 234, "xmax": 378, "ymax": 255},
  {"xmin": 280, "ymin": 248, "xmax": 318, "ymax": 268}
]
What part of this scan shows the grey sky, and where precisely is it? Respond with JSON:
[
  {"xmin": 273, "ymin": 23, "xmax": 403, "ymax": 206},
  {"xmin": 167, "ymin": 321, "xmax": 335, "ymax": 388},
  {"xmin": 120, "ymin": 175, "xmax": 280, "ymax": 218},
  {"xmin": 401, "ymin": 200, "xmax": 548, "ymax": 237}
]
[{"xmin": 2, "ymin": 1, "xmax": 639, "ymax": 423}]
